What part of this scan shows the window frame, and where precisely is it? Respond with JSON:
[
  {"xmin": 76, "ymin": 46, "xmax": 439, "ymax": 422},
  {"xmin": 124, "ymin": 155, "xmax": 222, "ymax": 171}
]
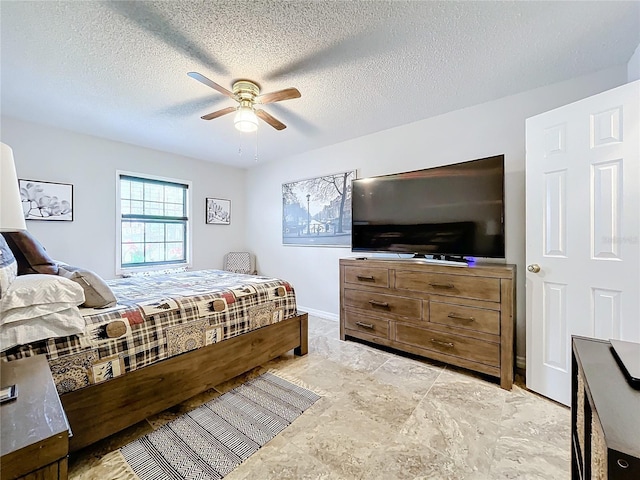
[{"xmin": 115, "ymin": 170, "xmax": 192, "ymax": 275}]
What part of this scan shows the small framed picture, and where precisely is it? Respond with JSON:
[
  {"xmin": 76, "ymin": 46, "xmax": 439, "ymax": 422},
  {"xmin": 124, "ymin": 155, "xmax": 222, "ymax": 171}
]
[
  {"xmin": 206, "ymin": 198, "xmax": 231, "ymax": 225},
  {"xmin": 19, "ymin": 179, "xmax": 73, "ymax": 221},
  {"xmin": 0, "ymin": 384, "xmax": 17, "ymax": 403}
]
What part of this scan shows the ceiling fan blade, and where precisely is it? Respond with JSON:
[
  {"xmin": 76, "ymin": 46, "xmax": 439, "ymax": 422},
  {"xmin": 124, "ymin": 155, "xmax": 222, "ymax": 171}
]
[
  {"xmin": 188, "ymin": 72, "xmax": 235, "ymax": 99},
  {"xmin": 256, "ymin": 109, "xmax": 286, "ymax": 130},
  {"xmin": 256, "ymin": 88, "xmax": 301, "ymax": 104},
  {"xmin": 201, "ymin": 106, "xmax": 236, "ymax": 120}
]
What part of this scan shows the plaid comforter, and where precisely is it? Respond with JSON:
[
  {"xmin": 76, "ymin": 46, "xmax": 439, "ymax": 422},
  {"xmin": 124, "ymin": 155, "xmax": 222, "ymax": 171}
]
[{"xmin": 2, "ymin": 270, "xmax": 298, "ymax": 394}]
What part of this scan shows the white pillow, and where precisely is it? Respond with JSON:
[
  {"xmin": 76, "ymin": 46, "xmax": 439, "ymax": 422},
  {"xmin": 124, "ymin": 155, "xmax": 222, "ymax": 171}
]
[
  {"xmin": 1, "ymin": 302, "xmax": 81, "ymax": 325},
  {"xmin": 0, "ymin": 274, "xmax": 85, "ymax": 314},
  {"xmin": 0, "ymin": 307, "xmax": 85, "ymax": 352}
]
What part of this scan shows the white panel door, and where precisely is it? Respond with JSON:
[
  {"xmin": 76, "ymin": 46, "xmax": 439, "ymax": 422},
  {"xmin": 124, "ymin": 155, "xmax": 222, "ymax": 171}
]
[{"xmin": 525, "ymin": 80, "xmax": 640, "ymax": 406}]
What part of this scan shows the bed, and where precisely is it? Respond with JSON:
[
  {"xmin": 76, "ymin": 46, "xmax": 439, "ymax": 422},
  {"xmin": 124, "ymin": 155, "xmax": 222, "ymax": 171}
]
[{"xmin": 1, "ymin": 254, "xmax": 307, "ymax": 452}]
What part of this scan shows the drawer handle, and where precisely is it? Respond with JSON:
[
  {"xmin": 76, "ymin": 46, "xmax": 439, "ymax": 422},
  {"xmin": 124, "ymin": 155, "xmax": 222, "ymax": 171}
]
[
  {"xmin": 355, "ymin": 321, "xmax": 374, "ymax": 329},
  {"xmin": 617, "ymin": 459, "xmax": 629, "ymax": 469},
  {"xmin": 431, "ymin": 339, "xmax": 454, "ymax": 348},
  {"xmin": 357, "ymin": 275, "xmax": 375, "ymax": 282},
  {"xmin": 447, "ymin": 313, "xmax": 475, "ymax": 322},
  {"xmin": 368, "ymin": 300, "xmax": 389, "ymax": 308},
  {"xmin": 429, "ymin": 283, "xmax": 454, "ymax": 289}
]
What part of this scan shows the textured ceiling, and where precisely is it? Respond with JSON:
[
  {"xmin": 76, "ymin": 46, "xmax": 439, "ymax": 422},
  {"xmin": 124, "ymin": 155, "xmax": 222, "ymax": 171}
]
[{"xmin": 1, "ymin": 1, "xmax": 639, "ymax": 168}]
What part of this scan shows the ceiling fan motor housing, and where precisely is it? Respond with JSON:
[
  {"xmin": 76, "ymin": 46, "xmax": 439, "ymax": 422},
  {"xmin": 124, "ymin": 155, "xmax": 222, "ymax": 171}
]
[{"xmin": 233, "ymin": 80, "xmax": 260, "ymax": 102}]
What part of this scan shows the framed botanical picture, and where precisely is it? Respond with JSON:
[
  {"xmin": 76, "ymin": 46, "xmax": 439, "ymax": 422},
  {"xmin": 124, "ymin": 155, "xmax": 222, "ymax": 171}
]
[
  {"xmin": 282, "ymin": 170, "xmax": 356, "ymax": 246},
  {"xmin": 206, "ymin": 197, "xmax": 231, "ymax": 225},
  {"xmin": 19, "ymin": 179, "xmax": 73, "ymax": 221}
]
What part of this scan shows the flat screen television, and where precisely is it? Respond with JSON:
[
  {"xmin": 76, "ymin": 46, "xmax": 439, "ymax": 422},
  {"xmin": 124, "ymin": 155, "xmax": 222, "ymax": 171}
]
[{"xmin": 351, "ymin": 155, "xmax": 505, "ymax": 259}]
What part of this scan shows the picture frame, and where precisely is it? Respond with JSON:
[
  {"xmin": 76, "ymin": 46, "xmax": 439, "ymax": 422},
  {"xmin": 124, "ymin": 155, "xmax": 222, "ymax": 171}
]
[
  {"xmin": 282, "ymin": 170, "xmax": 356, "ymax": 247},
  {"xmin": 0, "ymin": 384, "xmax": 17, "ymax": 404},
  {"xmin": 206, "ymin": 197, "xmax": 231, "ymax": 225},
  {"xmin": 19, "ymin": 179, "xmax": 73, "ymax": 221}
]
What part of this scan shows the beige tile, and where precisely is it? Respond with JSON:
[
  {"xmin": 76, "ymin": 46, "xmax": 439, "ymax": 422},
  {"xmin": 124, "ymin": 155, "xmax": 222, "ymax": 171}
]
[
  {"xmin": 399, "ymin": 396, "xmax": 500, "ymax": 477},
  {"xmin": 229, "ymin": 440, "xmax": 343, "ymax": 480},
  {"xmin": 371, "ymin": 354, "xmax": 443, "ymax": 401},
  {"xmin": 285, "ymin": 356, "xmax": 370, "ymax": 397},
  {"xmin": 361, "ymin": 440, "xmax": 491, "ymax": 480},
  {"xmin": 308, "ymin": 317, "xmax": 340, "ymax": 338},
  {"xmin": 309, "ymin": 335, "xmax": 393, "ymax": 374},
  {"xmin": 272, "ymin": 396, "xmax": 335, "ymax": 444},
  {"xmin": 331, "ymin": 379, "xmax": 419, "ymax": 428},
  {"xmin": 283, "ymin": 409, "xmax": 389, "ymax": 478},
  {"xmin": 427, "ymin": 368, "xmax": 507, "ymax": 423},
  {"xmin": 489, "ymin": 435, "xmax": 570, "ymax": 479},
  {"xmin": 499, "ymin": 385, "xmax": 570, "ymax": 450}
]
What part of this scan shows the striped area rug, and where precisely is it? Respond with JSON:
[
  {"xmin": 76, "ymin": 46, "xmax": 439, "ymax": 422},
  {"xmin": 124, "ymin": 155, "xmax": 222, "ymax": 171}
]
[{"xmin": 120, "ymin": 372, "xmax": 320, "ymax": 480}]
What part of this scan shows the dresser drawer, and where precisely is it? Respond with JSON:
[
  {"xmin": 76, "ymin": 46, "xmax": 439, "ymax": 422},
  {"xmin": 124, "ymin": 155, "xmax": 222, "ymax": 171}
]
[
  {"xmin": 344, "ymin": 311, "xmax": 389, "ymax": 339},
  {"xmin": 344, "ymin": 289, "xmax": 421, "ymax": 320},
  {"xmin": 429, "ymin": 301, "xmax": 500, "ymax": 335},
  {"xmin": 396, "ymin": 271, "xmax": 501, "ymax": 302},
  {"xmin": 394, "ymin": 323, "xmax": 500, "ymax": 367},
  {"xmin": 344, "ymin": 266, "xmax": 389, "ymax": 288}
]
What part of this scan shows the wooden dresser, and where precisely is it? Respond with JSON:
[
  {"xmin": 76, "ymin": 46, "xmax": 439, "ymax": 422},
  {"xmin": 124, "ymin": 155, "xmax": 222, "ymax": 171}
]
[
  {"xmin": 1, "ymin": 355, "xmax": 70, "ymax": 480},
  {"xmin": 571, "ymin": 336, "xmax": 640, "ymax": 479},
  {"xmin": 339, "ymin": 258, "xmax": 516, "ymax": 389}
]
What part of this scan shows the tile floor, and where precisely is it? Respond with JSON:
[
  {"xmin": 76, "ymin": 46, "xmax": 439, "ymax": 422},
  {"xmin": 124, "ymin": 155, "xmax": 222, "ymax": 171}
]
[{"xmin": 69, "ymin": 316, "xmax": 570, "ymax": 479}]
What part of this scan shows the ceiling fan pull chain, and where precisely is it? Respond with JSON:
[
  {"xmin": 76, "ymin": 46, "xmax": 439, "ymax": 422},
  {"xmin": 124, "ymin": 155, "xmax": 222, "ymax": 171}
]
[
  {"xmin": 235, "ymin": 120, "xmax": 242, "ymax": 157},
  {"xmin": 254, "ymin": 128, "xmax": 259, "ymax": 162}
]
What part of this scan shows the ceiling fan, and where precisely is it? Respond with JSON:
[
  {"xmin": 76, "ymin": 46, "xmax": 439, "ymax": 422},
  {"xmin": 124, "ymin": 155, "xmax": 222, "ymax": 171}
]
[{"xmin": 187, "ymin": 72, "xmax": 301, "ymax": 132}]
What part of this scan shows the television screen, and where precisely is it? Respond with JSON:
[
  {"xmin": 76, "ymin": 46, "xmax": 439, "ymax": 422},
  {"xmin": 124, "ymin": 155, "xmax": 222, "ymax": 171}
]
[{"xmin": 351, "ymin": 155, "xmax": 505, "ymax": 258}]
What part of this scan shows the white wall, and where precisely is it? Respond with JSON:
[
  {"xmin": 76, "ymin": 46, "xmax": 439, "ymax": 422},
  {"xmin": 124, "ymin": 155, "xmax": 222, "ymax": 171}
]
[
  {"xmin": 245, "ymin": 65, "xmax": 628, "ymax": 365},
  {"xmin": 1, "ymin": 117, "xmax": 247, "ymax": 279},
  {"xmin": 628, "ymin": 42, "xmax": 640, "ymax": 82}
]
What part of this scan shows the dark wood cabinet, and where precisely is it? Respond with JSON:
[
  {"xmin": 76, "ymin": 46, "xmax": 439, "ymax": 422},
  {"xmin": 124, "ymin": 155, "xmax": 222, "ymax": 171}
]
[
  {"xmin": 340, "ymin": 258, "xmax": 516, "ymax": 389},
  {"xmin": 571, "ymin": 336, "xmax": 640, "ymax": 479},
  {"xmin": 1, "ymin": 355, "xmax": 70, "ymax": 480}
]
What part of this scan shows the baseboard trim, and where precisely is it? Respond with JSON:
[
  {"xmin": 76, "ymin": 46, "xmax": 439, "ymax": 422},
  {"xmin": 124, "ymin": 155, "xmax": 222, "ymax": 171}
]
[{"xmin": 297, "ymin": 305, "xmax": 338, "ymax": 322}]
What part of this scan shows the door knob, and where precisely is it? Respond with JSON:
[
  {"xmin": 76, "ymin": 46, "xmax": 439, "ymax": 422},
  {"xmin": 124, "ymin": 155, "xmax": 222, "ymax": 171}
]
[{"xmin": 527, "ymin": 264, "xmax": 540, "ymax": 273}]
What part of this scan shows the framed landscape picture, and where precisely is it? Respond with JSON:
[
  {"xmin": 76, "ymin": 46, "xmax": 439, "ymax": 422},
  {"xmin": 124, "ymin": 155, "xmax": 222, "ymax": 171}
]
[
  {"xmin": 206, "ymin": 198, "xmax": 231, "ymax": 225},
  {"xmin": 19, "ymin": 179, "xmax": 73, "ymax": 221},
  {"xmin": 282, "ymin": 170, "xmax": 355, "ymax": 247}
]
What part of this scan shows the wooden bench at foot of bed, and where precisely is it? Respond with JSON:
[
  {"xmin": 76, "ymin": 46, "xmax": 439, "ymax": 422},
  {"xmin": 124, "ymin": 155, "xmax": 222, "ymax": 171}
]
[{"xmin": 61, "ymin": 312, "xmax": 308, "ymax": 452}]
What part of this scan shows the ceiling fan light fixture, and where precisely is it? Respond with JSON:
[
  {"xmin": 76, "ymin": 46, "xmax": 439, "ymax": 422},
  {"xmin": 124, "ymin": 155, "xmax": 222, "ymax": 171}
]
[
  {"xmin": 189, "ymin": 73, "xmax": 298, "ymax": 131},
  {"xmin": 234, "ymin": 105, "xmax": 258, "ymax": 132}
]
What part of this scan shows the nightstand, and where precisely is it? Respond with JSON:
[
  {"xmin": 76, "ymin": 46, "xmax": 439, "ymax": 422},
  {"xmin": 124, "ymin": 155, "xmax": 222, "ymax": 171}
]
[
  {"xmin": 1, "ymin": 355, "xmax": 70, "ymax": 480},
  {"xmin": 571, "ymin": 336, "xmax": 640, "ymax": 479}
]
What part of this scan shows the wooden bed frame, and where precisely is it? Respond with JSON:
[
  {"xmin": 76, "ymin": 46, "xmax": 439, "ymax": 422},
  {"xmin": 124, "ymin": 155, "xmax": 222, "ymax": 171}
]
[{"xmin": 61, "ymin": 312, "xmax": 308, "ymax": 452}]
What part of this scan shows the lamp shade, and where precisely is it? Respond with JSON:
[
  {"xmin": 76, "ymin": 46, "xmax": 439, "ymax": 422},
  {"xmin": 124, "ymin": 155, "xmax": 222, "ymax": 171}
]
[
  {"xmin": 234, "ymin": 106, "xmax": 258, "ymax": 133},
  {"xmin": 0, "ymin": 142, "xmax": 27, "ymax": 231}
]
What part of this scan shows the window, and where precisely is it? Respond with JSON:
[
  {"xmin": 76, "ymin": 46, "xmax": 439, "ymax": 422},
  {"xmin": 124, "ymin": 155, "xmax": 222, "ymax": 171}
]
[{"xmin": 118, "ymin": 173, "xmax": 190, "ymax": 270}]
